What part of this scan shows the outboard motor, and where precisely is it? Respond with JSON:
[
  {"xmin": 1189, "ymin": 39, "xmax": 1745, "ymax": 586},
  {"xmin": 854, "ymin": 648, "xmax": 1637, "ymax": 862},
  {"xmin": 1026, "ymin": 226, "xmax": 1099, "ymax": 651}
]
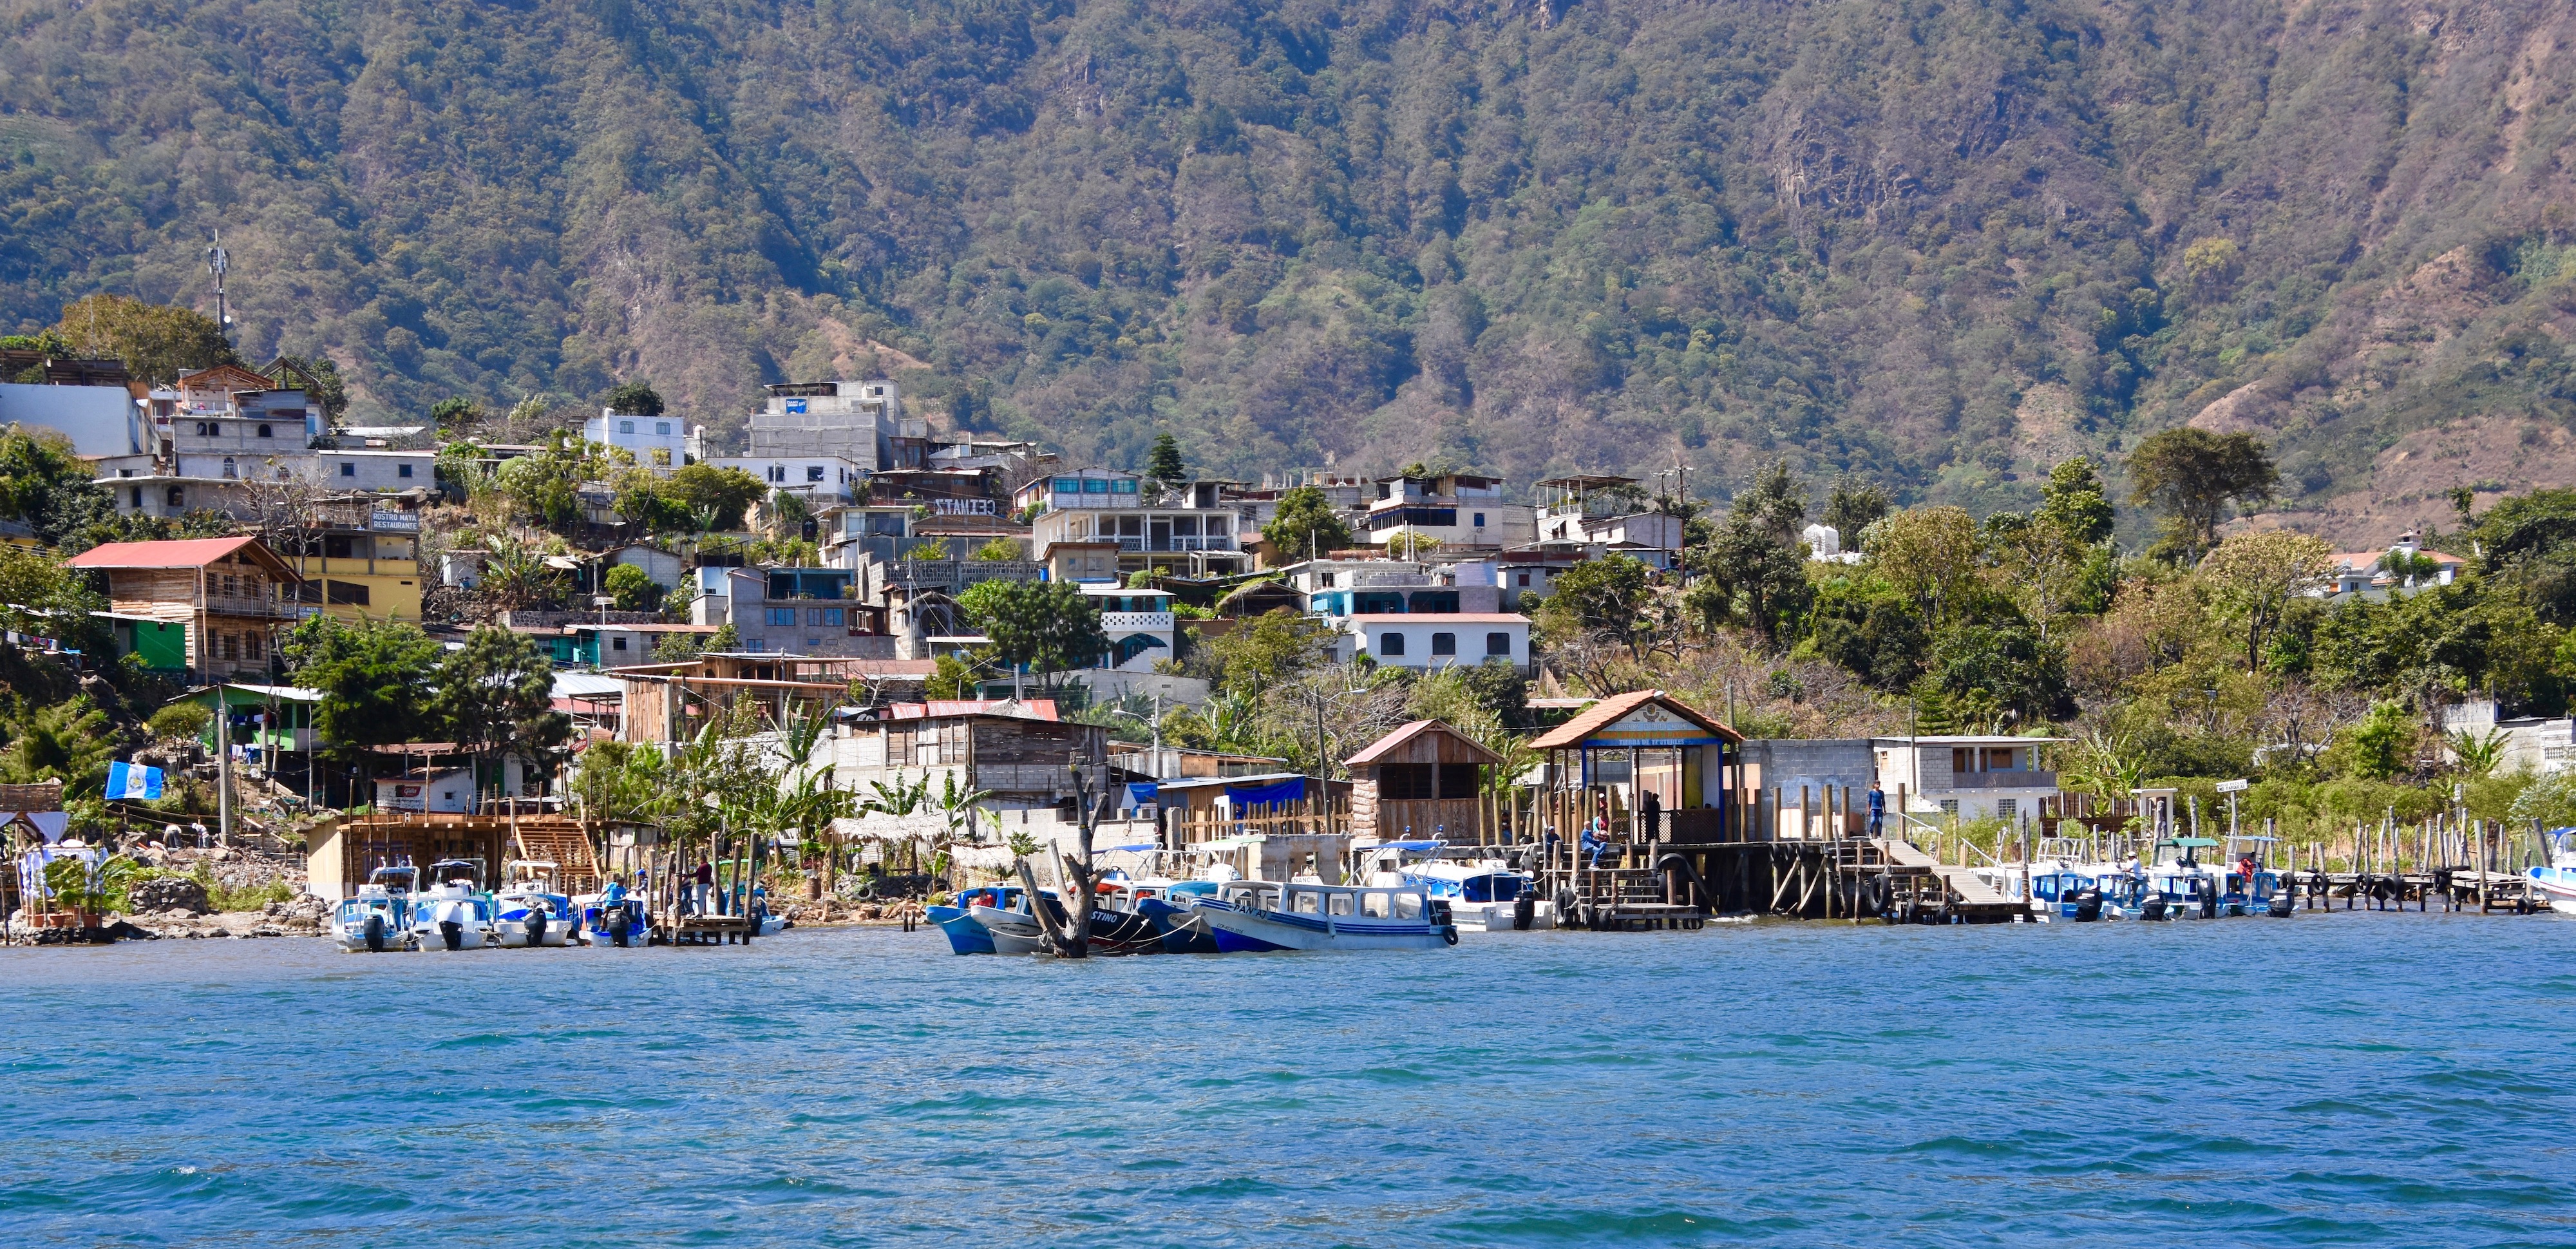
[
  {"xmin": 2266, "ymin": 891, "xmax": 2294, "ymax": 918},
  {"xmin": 1512, "ymin": 893, "xmax": 1535, "ymax": 931},
  {"xmin": 526, "ymin": 907, "xmax": 548, "ymax": 946},
  {"xmin": 2199, "ymin": 882, "xmax": 2218, "ymax": 920},
  {"xmin": 439, "ymin": 919, "xmax": 464, "ymax": 951},
  {"xmin": 607, "ymin": 902, "xmax": 632, "ymax": 948},
  {"xmin": 363, "ymin": 912, "xmax": 387, "ymax": 953},
  {"xmin": 2072, "ymin": 888, "xmax": 2104, "ymax": 922},
  {"xmin": 2141, "ymin": 895, "xmax": 2168, "ymax": 921}
]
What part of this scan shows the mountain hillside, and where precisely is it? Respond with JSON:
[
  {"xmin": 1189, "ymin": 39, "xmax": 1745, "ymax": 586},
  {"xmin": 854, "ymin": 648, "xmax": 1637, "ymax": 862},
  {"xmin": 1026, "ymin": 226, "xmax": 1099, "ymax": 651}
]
[{"xmin": 3, "ymin": 0, "xmax": 2573, "ymax": 539}]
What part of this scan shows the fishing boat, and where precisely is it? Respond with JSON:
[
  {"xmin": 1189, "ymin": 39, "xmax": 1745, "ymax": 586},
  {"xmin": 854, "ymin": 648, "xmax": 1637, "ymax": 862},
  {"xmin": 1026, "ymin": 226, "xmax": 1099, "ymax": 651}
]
[
  {"xmin": 1359, "ymin": 841, "xmax": 1553, "ymax": 933},
  {"xmin": 970, "ymin": 891, "xmax": 1050, "ymax": 955},
  {"xmin": 931, "ymin": 884, "xmax": 1025, "ymax": 954},
  {"xmin": 408, "ymin": 860, "xmax": 497, "ymax": 951},
  {"xmin": 2027, "ymin": 868, "xmax": 2107, "ymax": 921},
  {"xmin": 2526, "ymin": 828, "xmax": 2576, "ymax": 915},
  {"xmin": 578, "ymin": 879, "xmax": 651, "ymax": 947},
  {"xmin": 2144, "ymin": 838, "xmax": 2224, "ymax": 919},
  {"xmin": 333, "ymin": 865, "xmax": 417, "ymax": 953},
  {"xmin": 2217, "ymin": 836, "xmax": 2287, "ymax": 917},
  {"xmin": 1186, "ymin": 880, "xmax": 1458, "ymax": 952},
  {"xmin": 494, "ymin": 862, "xmax": 573, "ymax": 948}
]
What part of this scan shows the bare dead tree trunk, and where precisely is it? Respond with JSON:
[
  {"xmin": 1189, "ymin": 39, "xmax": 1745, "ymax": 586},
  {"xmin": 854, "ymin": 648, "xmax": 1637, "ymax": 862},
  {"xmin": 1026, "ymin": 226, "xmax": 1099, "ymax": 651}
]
[{"xmin": 1021, "ymin": 757, "xmax": 1103, "ymax": 957}]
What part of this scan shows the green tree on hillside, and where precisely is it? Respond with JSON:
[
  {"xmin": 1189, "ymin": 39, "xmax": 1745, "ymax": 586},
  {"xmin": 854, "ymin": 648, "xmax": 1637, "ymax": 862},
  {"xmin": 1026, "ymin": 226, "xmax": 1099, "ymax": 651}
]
[
  {"xmin": 48, "ymin": 294, "xmax": 236, "ymax": 384},
  {"xmin": 1146, "ymin": 434, "xmax": 1186, "ymax": 484},
  {"xmin": 435, "ymin": 625, "xmax": 571, "ymax": 805},
  {"xmin": 959, "ymin": 580, "xmax": 1108, "ymax": 690},
  {"xmin": 1260, "ymin": 486, "xmax": 1352, "ymax": 562},
  {"xmin": 604, "ymin": 381, "xmax": 665, "ymax": 417},
  {"xmin": 280, "ymin": 616, "xmax": 447, "ymax": 752},
  {"xmin": 2126, "ymin": 430, "xmax": 2278, "ymax": 562}
]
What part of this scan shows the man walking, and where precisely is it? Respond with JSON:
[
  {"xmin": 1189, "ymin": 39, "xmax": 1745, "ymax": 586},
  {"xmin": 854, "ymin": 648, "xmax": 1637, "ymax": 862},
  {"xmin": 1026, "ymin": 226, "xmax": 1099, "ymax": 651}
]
[{"xmin": 1866, "ymin": 780, "xmax": 1886, "ymax": 839}]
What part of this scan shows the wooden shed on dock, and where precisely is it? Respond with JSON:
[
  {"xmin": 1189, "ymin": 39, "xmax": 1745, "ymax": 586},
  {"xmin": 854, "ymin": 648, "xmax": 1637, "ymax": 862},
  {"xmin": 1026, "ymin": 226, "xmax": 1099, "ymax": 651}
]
[
  {"xmin": 1528, "ymin": 689, "xmax": 1741, "ymax": 843},
  {"xmin": 1345, "ymin": 720, "xmax": 1505, "ymax": 844}
]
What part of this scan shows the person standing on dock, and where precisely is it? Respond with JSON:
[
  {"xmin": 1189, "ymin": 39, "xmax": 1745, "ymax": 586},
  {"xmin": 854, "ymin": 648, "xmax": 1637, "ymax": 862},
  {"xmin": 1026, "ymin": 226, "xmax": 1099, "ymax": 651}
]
[
  {"xmin": 694, "ymin": 858, "xmax": 714, "ymax": 915},
  {"xmin": 1866, "ymin": 782, "xmax": 1886, "ymax": 839}
]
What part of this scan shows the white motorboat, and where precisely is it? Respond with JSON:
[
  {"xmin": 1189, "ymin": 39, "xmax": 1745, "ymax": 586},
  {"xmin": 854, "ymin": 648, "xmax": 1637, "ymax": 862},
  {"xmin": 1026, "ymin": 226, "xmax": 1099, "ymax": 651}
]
[
  {"xmin": 1357, "ymin": 840, "xmax": 1554, "ymax": 932},
  {"xmin": 408, "ymin": 860, "xmax": 498, "ymax": 951},
  {"xmin": 576, "ymin": 881, "xmax": 651, "ymax": 947},
  {"xmin": 334, "ymin": 865, "xmax": 417, "ymax": 953},
  {"xmin": 1187, "ymin": 881, "xmax": 1459, "ymax": 952},
  {"xmin": 495, "ymin": 861, "xmax": 573, "ymax": 948},
  {"xmin": 970, "ymin": 896, "xmax": 1050, "ymax": 955},
  {"xmin": 2527, "ymin": 828, "xmax": 2576, "ymax": 915}
]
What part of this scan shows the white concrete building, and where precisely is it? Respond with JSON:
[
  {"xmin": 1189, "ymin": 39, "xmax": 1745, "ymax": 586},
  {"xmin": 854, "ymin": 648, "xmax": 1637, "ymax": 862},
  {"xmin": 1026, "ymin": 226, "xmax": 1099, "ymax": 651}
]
[
  {"xmin": 1361, "ymin": 472, "xmax": 1530, "ymax": 551},
  {"xmin": 1079, "ymin": 584, "xmax": 1177, "ymax": 672},
  {"xmin": 583, "ymin": 408, "xmax": 703, "ymax": 472},
  {"xmin": 748, "ymin": 380, "xmax": 913, "ymax": 469},
  {"xmin": 1341, "ymin": 613, "xmax": 1530, "ymax": 674},
  {"xmin": 1020, "ymin": 470, "xmax": 1249, "ymax": 577},
  {"xmin": 706, "ymin": 453, "xmax": 868, "ymax": 502},
  {"xmin": 1870, "ymin": 735, "xmax": 2069, "ymax": 823}
]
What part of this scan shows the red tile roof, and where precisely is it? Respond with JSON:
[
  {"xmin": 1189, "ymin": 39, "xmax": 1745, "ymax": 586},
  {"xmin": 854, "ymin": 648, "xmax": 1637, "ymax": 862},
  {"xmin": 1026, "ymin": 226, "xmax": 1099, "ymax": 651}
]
[{"xmin": 1528, "ymin": 689, "xmax": 1740, "ymax": 750}]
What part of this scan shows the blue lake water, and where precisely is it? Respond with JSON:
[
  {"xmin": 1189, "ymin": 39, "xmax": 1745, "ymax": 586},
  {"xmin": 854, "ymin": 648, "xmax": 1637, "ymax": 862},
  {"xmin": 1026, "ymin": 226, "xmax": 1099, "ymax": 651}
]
[{"xmin": 3, "ymin": 911, "xmax": 2572, "ymax": 1246}]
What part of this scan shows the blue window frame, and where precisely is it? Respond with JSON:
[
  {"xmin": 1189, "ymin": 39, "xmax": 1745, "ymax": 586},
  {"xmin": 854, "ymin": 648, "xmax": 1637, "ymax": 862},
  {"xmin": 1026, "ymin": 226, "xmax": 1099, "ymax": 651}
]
[{"xmin": 766, "ymin": 607, "xmax": 795, "ymax": 626}]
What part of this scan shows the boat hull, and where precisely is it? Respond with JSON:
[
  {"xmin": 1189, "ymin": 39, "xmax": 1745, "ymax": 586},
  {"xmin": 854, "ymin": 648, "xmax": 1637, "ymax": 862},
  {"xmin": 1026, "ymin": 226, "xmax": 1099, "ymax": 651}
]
[
  {"xmin": 971, "ymin": 904, "xmax": 1048, "ymax": 955},
  {"xmin": 1447, "ymin": 899, "xmax": 1557, "ymax": 932},
  {"xmin": 2529, "ymin": 867, "xmax": 2576, "ymax": 915},
  {"xmin": 929, "ymin": 905, "xmax": 995, "ymax": 955},
  {"xmin": 1188, "ymin": 900, "xmax": 1456, "ymax": 951}
]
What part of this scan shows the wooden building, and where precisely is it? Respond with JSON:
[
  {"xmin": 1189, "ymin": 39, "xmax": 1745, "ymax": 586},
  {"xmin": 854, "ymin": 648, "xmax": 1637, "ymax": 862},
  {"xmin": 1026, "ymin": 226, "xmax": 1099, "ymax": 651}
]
[
  {"xmin": 830, "ymin": 701, "xmax": 1109, "ymax": 809},
  {"xmin": 64, "ymin": 535, "xmax": 306, "ymax": 682},
  {"xmin": 309, "ymin": 812, "xmax": 603, "ymax": 899},
  {"xmin": 1528, "ymin": 689, "xmax": 1742, "ymax": 843},
  {"xmin": 1345, "ymin": 720, "xmax": 1506, "ymax": 843}
]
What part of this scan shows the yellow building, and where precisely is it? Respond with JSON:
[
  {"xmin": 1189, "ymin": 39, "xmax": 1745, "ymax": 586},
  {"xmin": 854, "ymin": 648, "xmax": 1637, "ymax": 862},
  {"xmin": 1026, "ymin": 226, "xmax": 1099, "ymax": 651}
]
[{"xmin": 275, "ymin": 521, "xmax": 424, "ymax": 623}]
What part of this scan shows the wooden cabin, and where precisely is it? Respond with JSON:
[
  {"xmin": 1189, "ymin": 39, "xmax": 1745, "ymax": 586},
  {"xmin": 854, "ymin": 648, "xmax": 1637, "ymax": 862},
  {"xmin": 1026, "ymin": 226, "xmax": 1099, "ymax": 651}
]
[
  {"xmin": 309, "ymin": 812, "xmax": 603, "ymax": 899},
  {"xmin": 1345, "ymin": 720, "xmax": 1506, "ymax": 844}
]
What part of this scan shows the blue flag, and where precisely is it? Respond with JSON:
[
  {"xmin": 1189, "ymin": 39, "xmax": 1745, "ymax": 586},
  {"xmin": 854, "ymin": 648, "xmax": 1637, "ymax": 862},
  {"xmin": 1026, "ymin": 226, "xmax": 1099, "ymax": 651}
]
[{"xmin": 106, "ymin": 761, "xmax": 164, "ymax": 801}]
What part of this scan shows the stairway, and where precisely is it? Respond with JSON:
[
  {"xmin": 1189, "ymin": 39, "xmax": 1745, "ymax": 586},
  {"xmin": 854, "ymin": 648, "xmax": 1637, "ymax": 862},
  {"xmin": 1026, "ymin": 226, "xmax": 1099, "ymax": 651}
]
[
  {"xmin": 1870, "ymin": 837, "xmax": 2020, "ymax": 910},
  {"xmin": 509, "ymin": 821, "xmax": 605, "ymax": 893}
]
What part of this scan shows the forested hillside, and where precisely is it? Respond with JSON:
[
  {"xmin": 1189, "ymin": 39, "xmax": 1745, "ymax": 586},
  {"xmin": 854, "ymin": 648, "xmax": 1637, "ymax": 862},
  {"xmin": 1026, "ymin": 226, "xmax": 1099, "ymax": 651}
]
[{"xmin": 3, "ymin": 0, "xmax": 2571, "ymax": 537}]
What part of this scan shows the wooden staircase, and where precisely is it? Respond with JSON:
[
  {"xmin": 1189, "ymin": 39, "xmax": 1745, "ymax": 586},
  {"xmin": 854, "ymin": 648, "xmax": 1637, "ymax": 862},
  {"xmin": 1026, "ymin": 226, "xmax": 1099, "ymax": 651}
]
[{"xmin": 508, "ymin": 819, "xmax": 605, "ymax": 893}]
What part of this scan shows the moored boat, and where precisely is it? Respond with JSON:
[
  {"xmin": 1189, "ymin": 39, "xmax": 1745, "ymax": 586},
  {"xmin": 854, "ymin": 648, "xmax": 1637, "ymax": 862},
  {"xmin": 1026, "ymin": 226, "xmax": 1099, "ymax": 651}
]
[
  {"xmin": 408, "ymin": 860, "xmax": 497, "ymax": 951},
  {"xmin": 1186, "ymin": 880, "xmax": 1457, "ymax": 952},
  {"xmin": 931, "ymin": 884, "xmax": 1025, "ymax": 954},
  {"xmin": 2526, "ymin": 828, "xmax": 2576, "ymax": 915},
  {"xmin": 334, "ymin": 865, "xmax": 417, "ymax": 953},
  {"xmin": 578, "ymin": 879, "xmax": 651, "ymax": 947},
  {"xmin": 495, "ymin": 861, "xmax": 573, "ymax": 948}
]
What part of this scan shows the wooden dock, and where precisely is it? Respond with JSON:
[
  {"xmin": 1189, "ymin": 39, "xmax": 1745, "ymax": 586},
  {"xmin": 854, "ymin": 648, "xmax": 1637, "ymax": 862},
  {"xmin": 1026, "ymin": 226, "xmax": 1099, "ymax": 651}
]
[{"xmin": 1540, "ymin": 835, "xmax": 2026, "ymax": 926}]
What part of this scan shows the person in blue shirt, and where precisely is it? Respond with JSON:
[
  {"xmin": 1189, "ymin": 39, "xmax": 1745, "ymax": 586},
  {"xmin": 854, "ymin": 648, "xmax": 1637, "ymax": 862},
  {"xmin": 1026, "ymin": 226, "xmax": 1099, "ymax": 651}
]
[{"xmin": 1866, "ymin": 781, "xmax": 1886, "ymax": 838}]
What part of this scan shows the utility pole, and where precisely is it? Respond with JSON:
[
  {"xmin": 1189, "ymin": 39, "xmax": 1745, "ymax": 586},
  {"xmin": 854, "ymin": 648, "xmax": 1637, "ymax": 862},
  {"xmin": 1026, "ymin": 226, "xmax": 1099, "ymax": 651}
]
[{"xmin": 205, "ymin": 231, "xmax": 232, "ymax": 346}]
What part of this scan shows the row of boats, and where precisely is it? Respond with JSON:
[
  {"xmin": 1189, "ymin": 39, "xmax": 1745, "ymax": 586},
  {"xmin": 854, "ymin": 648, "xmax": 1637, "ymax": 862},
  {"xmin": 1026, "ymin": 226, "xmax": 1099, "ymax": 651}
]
[
  {"xmin": 930, "ymin": 844, "xmax": 1556, "ymax": 955},
  {"xmin": 1975, "ymin": 836, "xmax": 2292, "ymax": 920},
  {"xmin": 331, "ymin": 861, "xmax": 783, "ymax": 952}
]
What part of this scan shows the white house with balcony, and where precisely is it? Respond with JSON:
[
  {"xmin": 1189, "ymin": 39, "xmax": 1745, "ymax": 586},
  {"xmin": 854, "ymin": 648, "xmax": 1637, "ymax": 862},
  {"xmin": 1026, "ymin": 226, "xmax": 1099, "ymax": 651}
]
[
  {"xmin": 1080, "ymin": 584, "xmax": 1177, "ymax": 672},
  {"xmin": 1340, "ymin": 613, "xmax": 1530, "ymax": 674},
  {"xmin": 1361, "ymin": 472, "xmax": 1530, "ymax": 551},
  {"xmin": 584, "ymin": 408, "xmax": 704, "ymax": 472},
  {"xmin": 707, "ymin": 453, "xmax": 868, "ymax": 502},
  {"xmin": 1023, "ymin": 470, "xmax": 1249, "ymax": 577},
  {"xmin": 1870, "ymin": 735, "xmax": 2069, "ymax": 824}
]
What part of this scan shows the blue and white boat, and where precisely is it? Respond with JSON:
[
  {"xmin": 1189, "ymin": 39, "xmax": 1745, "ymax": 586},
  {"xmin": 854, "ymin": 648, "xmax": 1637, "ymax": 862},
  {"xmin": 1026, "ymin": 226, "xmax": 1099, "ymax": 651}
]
[
  {"xmin": 2526, "ymin": 828, "xmax": 2576, "ymax": 915},
  {"xmin": 1186, "ymin": 880, "xmax": 1457, "ymax": 952},
  {"xmin": 579, "ymin": 880, "xmax": 651, "ymax": 947},
  {"xmin": 334, "ymin": 865, "xmax": 416, "ymax": 953},
  {"xmin": 408, "ymin": 861, "xmax": 497, "ymax": 951},
  {"xmin": 931, "ymin": 884, "xmax": 1026, "ymax": 955},
  {"xmin": 1359, "ymin": 840, "xmax": 1553, "ymax": 932},
  {"xmin": 495, "ymin": 862, "xmax": 573, "ymax": 948},
  {"xmin": 2028, "ymin": 869, "xmax": 2107, "ymax": 921}
]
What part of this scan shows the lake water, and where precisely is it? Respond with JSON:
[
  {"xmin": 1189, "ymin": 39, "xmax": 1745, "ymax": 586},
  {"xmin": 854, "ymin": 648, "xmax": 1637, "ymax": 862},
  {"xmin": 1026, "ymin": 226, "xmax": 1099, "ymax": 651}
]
[{"xmin": 3, "ymin": 912, "xmax": 2571, "ymax": 1246}]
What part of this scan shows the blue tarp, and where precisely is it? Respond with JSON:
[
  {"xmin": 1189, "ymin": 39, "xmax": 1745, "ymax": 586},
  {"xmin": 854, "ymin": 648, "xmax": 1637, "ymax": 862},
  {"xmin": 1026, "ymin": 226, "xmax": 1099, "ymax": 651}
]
[
  {"xmin": 1373, "ymin": 839, "xmax": 1443, "ymax": 852},
  {"xmin": 1224, "ymin": 776, "xmax": 1307, "ymax": 808},
  {"xmin": 1126, "ymin": 782, "xmax": 1159, "ymax": 806}
]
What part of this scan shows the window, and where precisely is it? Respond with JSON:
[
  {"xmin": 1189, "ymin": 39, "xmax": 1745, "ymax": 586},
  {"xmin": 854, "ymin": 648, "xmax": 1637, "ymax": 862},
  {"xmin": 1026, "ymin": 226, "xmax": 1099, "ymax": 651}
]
[
  {"xmin": 618, "ymin": 421, "xmax": 636, "ymax": 434},
  {"xmin": 1319, "ymin": 572, "xmax": 1336, "ymax": 587},
  {"xmin": 1486, "ymin": 632, "xmax": 1512, "ymax": 656},
  {"xmin": 1379, "ymin": 632, "xmax": 1405, "ymax": 656},
  {"xmin": 1430, "ymin": 632, "xmax": 1456, "ymax": 656},
  {"xmin": 221, "ymin": 457, "xmax": 237, "ymax": 479},
  {"xmin": 1952, "ymin": 748, "xmax": 1974, "ymax": 774},
  {"xmin": 221, "ymin": 574, "xmax": 239, "ymax": 597},
  {"xmin": 1473, "ymin": 512, "xmax": 1486, "ymax": 528},
  {"xmin": 806, "ymin": 465, "xmax": 825, "ymax": 482},
  {"xmin": 743, "ymin": 638, "xmax": 766, "ymax": 653},
  {"xmin": 1380, "ymin": 764, "xmax": 1433, "ymax": 800},
  {"xmin": 166, "ymin": 486, "xmax": 184, "ymax": 507},
  {"xmin": 325, "ymin": 581, "xmax": 370, "ymax": 605},
  {"xmin": 220, "ymin": 633, "xmax": 240, "ymax": 660},
  {"xmin": 1328, "ymin": 892, "xmax": 1354, "ymax": 916},
  {"xmin": 1517, "ymin": 572, "xmax": 1531, "ymax": 587},
  {"xmin": 806, "ymin": 637, "xmax": 822, "ymax": 648},
  {"xmin": 809, "ymin": 607, "xmax": 844, "ymax": 627},
  {"xmin": 1292, "ymin": 890, "xmax": 1320, "ymax": 914},
  {"xmin": 1083, "ymin": 478, "xmax": 1109, "ymax": 494},
  {"xmin": 256, "ymin": 424, "xmax": 272, "ymax": 438},
  {"xmin": 768, "ymin": 466, "xmax": 786, "ymax": 482},
  {"xmin": 1396, "ymin": 894, "xmax": 1422, "ymax": 919},
  {"xmin": 655, "ymin": 422, "xmax": 670, "ymax": 435},
  {"xmin": 398, "ymin": 463, "xmax": 413, "ymax": 479},
  {"xmin": 131, "ymin": 487, "xmax": 142, "ymax": 508},
  {"xmin": 766, "ymin": 607, "xmax": 796, "ymax": 627},
  {"xmin": 1361, "ymin": 892, "xmax": 1390, "ymax": 918},
  {"xmin": 244, "ymin": 633, "xmax": 263, "ymax": 661},
  {"xmin": 612, "ymin": 636, "xmax": 629, "ymax": 651},
  {"xmin": 1111, "ymin": 479, "xmax": 1138, "ymax": 494},
  {"xmin": 1053, "ymin": 476, "xmax": 1079, "ymax": 492},
  {"xmin": 339, "ymin": 463, "xmax": 355, "ymax": 477},
  {"xmin": 1997, "ymin": 799, "xmax": 2018, "ymax": 819}
]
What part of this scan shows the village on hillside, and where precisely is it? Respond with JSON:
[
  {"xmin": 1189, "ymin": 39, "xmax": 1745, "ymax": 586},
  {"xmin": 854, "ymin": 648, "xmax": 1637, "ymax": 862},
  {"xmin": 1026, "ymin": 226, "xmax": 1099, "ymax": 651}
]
[{"xmin": 3, "ymin": 325, "xmax": 2573, "ymax": 943}]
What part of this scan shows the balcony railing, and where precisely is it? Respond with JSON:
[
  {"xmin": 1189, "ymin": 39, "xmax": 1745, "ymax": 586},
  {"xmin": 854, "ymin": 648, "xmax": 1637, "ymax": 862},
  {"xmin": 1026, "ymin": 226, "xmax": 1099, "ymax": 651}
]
[
  {"xmin": 1112, "ymin": 536, "xmax": 1235, "ymax": 553},
  {"xmin": 203, "ymin": 595, "xmax": 314, "ymax": 620},
  {"xmin": 1099, "ymin": 611, "xmax": 1174, "ymax": 631}
]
